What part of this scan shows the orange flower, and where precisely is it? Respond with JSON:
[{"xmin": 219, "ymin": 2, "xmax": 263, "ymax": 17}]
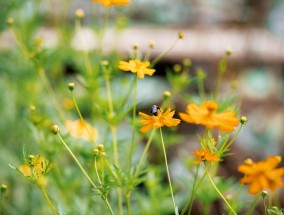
[
  {"xmin": 179, "ymin": 101, "xmax": 239, "ymax": 132},
  {"xmin": 18, "ymin": 155, "xmax": 51, "ymax": 177},
  {"xmin": 92, "ymin": 0, "xmax": 129, "ymax": 7},
  {"xmin": 138, "ymin": 108, "xmax": 180, "ymax": 133},
  {"xmin": 118, "ymin": 60, "xmax": 155, "ymax": 79},
  {"xmin": 238, "ymin": 156, "xmax": 284, "ymax": 194},
  {"xmin": 192, "ymin": 148, "xmax": 220, "ymax": 164},
  {"xmin": 65, "ymin": 119, "xmax": 98, "ymax": 142}
]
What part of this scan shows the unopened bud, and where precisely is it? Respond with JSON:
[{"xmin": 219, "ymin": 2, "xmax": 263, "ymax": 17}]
[
  {"xmin": 183, "ymin": 58, "xmax": 191, "ymax": 67},
  {"xmin": 51, "ymin": 125, "xmax": 60, "ymax": 135},
  {"xmin": 133, "ymin": 43, "xmax": 139, "ymax": 50},
  {"xmin": 97, "ymin": 144, "xmax": 104, "ymax": 151},
  {"xmin": 240, "ymin": 116, "xmax": 248, "ymax": 124},
  {"xmin": 173, "ymin": 64, "xmax": 182, "ymax": 73},
  {"xmin": 262, "ymin": 190, "xmax": 268, "ymax": 198},
  {"xmin": 178, "ymin": 32, "xmax": 184, "ymax": 39},
  {"xmin": 92, "ymin": 149, "xmax": 100, "ymax": 156},
  {"xmin": 75, "ymin": 9, "xmax": 85, "ymax": 19},
  {"xmin": 1, "ymin": 184, "xmax": 7, "ymax": 193},
  {"xmin": 100, "ymin": 152, "xmax": 106, "ymax": 157},
  {"xmin": 149, "ymin": 41, "xmax": 155, "ymax": 49},
  {"xmin": 163, "ymin": 91, "xmax": 171, "ymax": 99},
  {"xmin": 226, "ymin": 48, "xmax": 232, "ymax": 56},
  {"xmin": 101, "ymin": 60, "xmax": 109, "ymax": 67},
  {"xmin": 68, "ymin": 82, "xmax": 75, "ymax": 91},
  {"xmin": 6, "ymin": 18, "xmax": 14, "ymax": 26}
]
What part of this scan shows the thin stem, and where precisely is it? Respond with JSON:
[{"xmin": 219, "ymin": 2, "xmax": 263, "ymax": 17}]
[
  {"xmin": 151, "ymin": 38, "xmax": 180, "ymax": 67},
  {"xmin": 181, "ymin": 165, "xmax": 199, "ymax": 215},
  {"xmin": 159, "ymin": 128, "xmax": 177, "ymax": 212},
  {"xmin": 38, "ymin": 67, "xmax": 66, "ymax": 123},
  {"xmin": 126, "ymin": 193, "xmax": 131, "ymax": 215},
  {"xmin": 197, "ymin": 76, "xmax": 206, "ymax": 101},
  {"xmin": 57, "ymin": 133, "xmax": 115, "ymax": 215},
  {"xmin": 245, "ymin": 193, "xmax": 261, "ymax": 215},
  {"xmin": 71, "ymin": 91, "xmax": 97, "ymax": 146},
  {"xmin": 1, "ymin": 190, "xmax": 4, "ymax": 215},
  {"xmin": 218, "ymin": 124, "xmax": 243, "ymax": 156},
  {"xmin": 57, "ymin": 133, "xmax": 97, "ymax": 189},
  {"xmin": 206, "ymin": 168, "xmax": 236, "ymax": 215},
  {"xmin": 97, "ymin": 8, "xmax": 111, "ymax": 55},
  {"xmin": 134, "ymin": 129, "xmax": 156, "ymax": 178},
  {"xmin": 263, "ymin": 197, "xmax": 267, "ymax": 215},
  {"xmin": 129, "ymin": 76, "xmax": 137, "ymax": 173},
  {"xmin": 94, "ymin": 157, "xmax": 102, "ymax": 184},
  {"xmin": 75, "ymin": 19, "xmax": 93, "ymax": 79},
  {"xmin": 40, "ymin": 186, "xmax": 57, "ymax": 215}
]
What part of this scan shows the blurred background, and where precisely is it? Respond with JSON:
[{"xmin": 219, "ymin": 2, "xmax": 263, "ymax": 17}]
[{"xmin": 0, "ymin": 0, "xmax": 284, "ymax": 214}]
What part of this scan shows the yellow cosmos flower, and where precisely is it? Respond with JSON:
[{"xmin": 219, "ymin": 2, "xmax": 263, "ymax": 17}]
[
  {"xmin": 92, "ymin": 0, "xmax": 129, "ymax": 7},
  {"xmin": 65, "ymin": 119, "xmax": 98, "ymax": 142},
  {"xmin": 192, "ymin": 148, "xmax": 220, "ymax": 164},
  {"xmin": 179, "ymin": 101, "xmax": 239, "ymax": 132},
  {"xmin": 138, "ymin": 108, "xmax": 180, "ymax": 133},
  {"xmin": 238, "ymin": 156, "xmax": 284, "ymax": 195},
  {"xmin": 18, "ymin": 155, "xmax": 52, "ymax": 178},
  {"xmin": 118, "ymin": 59, "xmax": 155, "ymax": 79}
]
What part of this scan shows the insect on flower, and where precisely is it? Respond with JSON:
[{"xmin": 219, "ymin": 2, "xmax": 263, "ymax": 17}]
[{"xmin": 151, "ymin": 105, "xmax": 160, "ymax": 116}]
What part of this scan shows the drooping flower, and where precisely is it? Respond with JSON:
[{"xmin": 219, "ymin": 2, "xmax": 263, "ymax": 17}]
[
  {"xmin": 192, "ymin": 148, "xmax": 220, "ymax": 164},
  {"xmin": 119, "ymin": 59, "xmax": 155, "ymax": 79},
  {"xmin": 65, "ymin": 119, "xmax": 98, "ymax": 142},
  {"xmin": 92, "ymin": 0, "xmax": 129, "ymax": 8},
  {"xmin": 138, "ymin": 107, "xmax": 180, "ymax": 133},
  {"xmin": 179, "ymin": 101, "xmax": 239, "ymax": 132},
  {"xmin": 238, "ymin": 156, "xmax": 284, "ymax": 195}
]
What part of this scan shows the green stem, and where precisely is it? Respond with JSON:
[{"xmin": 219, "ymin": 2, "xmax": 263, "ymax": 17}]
[
  {"xmin": 129, "ymin": 76, "xmax": 137, "ymax": 173},
  {"xmin": 71, "ymin": 91, "xmax": 97, "ymax": 146},
  {"xmin": 197, "ymin": 76, "xmax": 206, "ymax": 101},
  {"xmin": 159, "ymin": 128, "xmax": 177, "ymax": 213},
  {"xmin": 245, "ymin": 193, "xmax": 261, "ymax": 215},
  {"xmin": 57, "ymin": 134, "xmax": 114, "ymax": 215},
  {"xmin": 126, "ymin": 193, "xmax": 131, "ymax": 215},
  {"xmin": 151, "ymin": 38, "xmax": 179, "ymax": 67},
  {"xmin": 40, "ymin": 186, "xmax": 57, "ymax": 215},
  {"xmin": 218, "ymin": 124, "xmax": 243, "ymax": 156},
  {"xmin": 263, "ymin": 197, "xmax": 267, "ymax": 215},
  {"xmin": 1, "ymin": 190, "xmax": 4, "ymax": 215},
  {"xmin": 181, "ymin": 165, "xmax": 199, "ymax": 215},
  {"xmin": 94, "ymin": 157, "xmax": 102, "ymax": 184},
  {"xmin": 38, "ymin": 67, "xmax": 66, "ymax": 123},
  {"xmin": 97, "ymin": 7, "xmax": 111, "ymax": 55},
  {"xmin": 206, "ymin": 168, "xmax": 236, "ymax": 215},
  {"xmin": 57, "ymin": 133, "xmax": 97, "ymax": 189},
  {"xmin": 134, "ymin": 129, "xmax": 156, "ymax": 178}
]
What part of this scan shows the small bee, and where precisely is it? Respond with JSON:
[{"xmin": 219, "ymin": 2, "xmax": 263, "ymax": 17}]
[{"xmin": 151, "ymin": 105, "xmax": 160, "ymax": 116}]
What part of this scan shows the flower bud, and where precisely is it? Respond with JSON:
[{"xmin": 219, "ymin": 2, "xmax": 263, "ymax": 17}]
[
  {"xmin": 163, "ymin": 91, "xmax": 171, "ymax": 100},
  {"xmin": 6, "ymin": 18, "xmax": 14, "ymax": 26},
  {"xmin": 240, "ymin": 116, "xmax": 248, "ymax": 124},
  {"xmin": 68, "ymin": 82, "xmax": 75, "ymax": 91},
  {"xmin": 178, "ymin": 32, "xmax": 184, "ymax": 39},
  {"xmin": 100, "ymin": 152, "xmax": 106, "ymax": 157},
  {"xmin": 149, "ymin": 41, "xmax": 155, "ymax": 49},
  {"xmin": 75, "ymin": 9, "xmax": 85, "ymax": 19},
  {"xmin": 1, "ymin": 184, "xmax": 7, "ymax": 193},
  {"xmin": 226, "ymin": 48, "xmax": 232, "ymax": 56},
  {"xmin": 133, "ymin": 43, "xmax": 139, "ymax": 50},
  {"xmin": 29, "ymin": 105, "xmax": 36, "ymax": 112},
  {"xmin": 101, "ymin": 60, "xmax": 109, "ymax": 67},
  {"xmin": 182, "ymin": 58, "xmax": 191, "ymax": 67},
  {"xmin": 92, "ymin": 148, "xmax": 100, "ymax": 156},
  {"xmin": 262, "ymin": 190, "xmax": 268, "ymax": 198},
  {"xmin": 97, "ymin": 144, "xmax": 104, "ymax": 151},
  {"xmin": 173, "ymin": 64, "xmax": 182, "ymax": 73},
  {"xmin": 51, "ymin": 124, "xmax": 60, "ymax": 135}
]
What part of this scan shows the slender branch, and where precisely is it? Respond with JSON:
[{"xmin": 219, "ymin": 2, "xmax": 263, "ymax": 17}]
[{"xmin": 40, "ymin": 186, "xmax": 57, "ymax": 215}]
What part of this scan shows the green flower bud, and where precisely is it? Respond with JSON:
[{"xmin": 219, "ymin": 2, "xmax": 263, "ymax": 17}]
[
  {"xmin": 68, "ymin": 82, "xmax": 75, "ymax": 91},
  {"xmin": 97, "ymin": 144, "xmax": 104, "ymax": 151},
  {"xmin": 92, "ymin": 149, "xmax": 100, "ymax": 156},
  {"xmin": 240, "ymin": 116, "xmax": 248, "ymax": 124},
  {"xmin": 262, "ymin": 190, "xmax": 268, "ymax": 198},
  {"xmin": 6, "ymin": 18, "xmax": 14, "ymax": 26},
  {"xmin": 178, "ymin": 32, "xmax": 184, "ymax": 39},
  {"xmin": 1, "ymin": 184, "xmax": 7, "ymax": 193},
  {"xmin": 75, "ymin": 9, "xmax": 85, "ymax": 19}
]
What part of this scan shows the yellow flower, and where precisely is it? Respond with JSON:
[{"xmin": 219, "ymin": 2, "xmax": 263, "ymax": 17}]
[
  {"xmin": 92, "ymin": 0, "xmax": 129, "ymax": 7},
  {"xmin": 18, "ymin": 155, "xmax": 52, "ymax": 178},
  {"xmin": 192, "ymin": 148, "xmax": 220, "ymax": 164},
  {"xmin": 138, "ymin": 108, "xmax": 180, "ymax": 133},
  {"xmin": 238, "ymin": 156, "xmax": 284, "ymax": 195},
  {"xmin": 179, "ymin": 101, "xmax": 239, "ymax": 132},
  {"xmin": 65, "ymin": 119, "xmax": 98, "ymax": 142},
  {"xmin": 118, "ymin": 59, "xmax": 155, "ymax": 79}
]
